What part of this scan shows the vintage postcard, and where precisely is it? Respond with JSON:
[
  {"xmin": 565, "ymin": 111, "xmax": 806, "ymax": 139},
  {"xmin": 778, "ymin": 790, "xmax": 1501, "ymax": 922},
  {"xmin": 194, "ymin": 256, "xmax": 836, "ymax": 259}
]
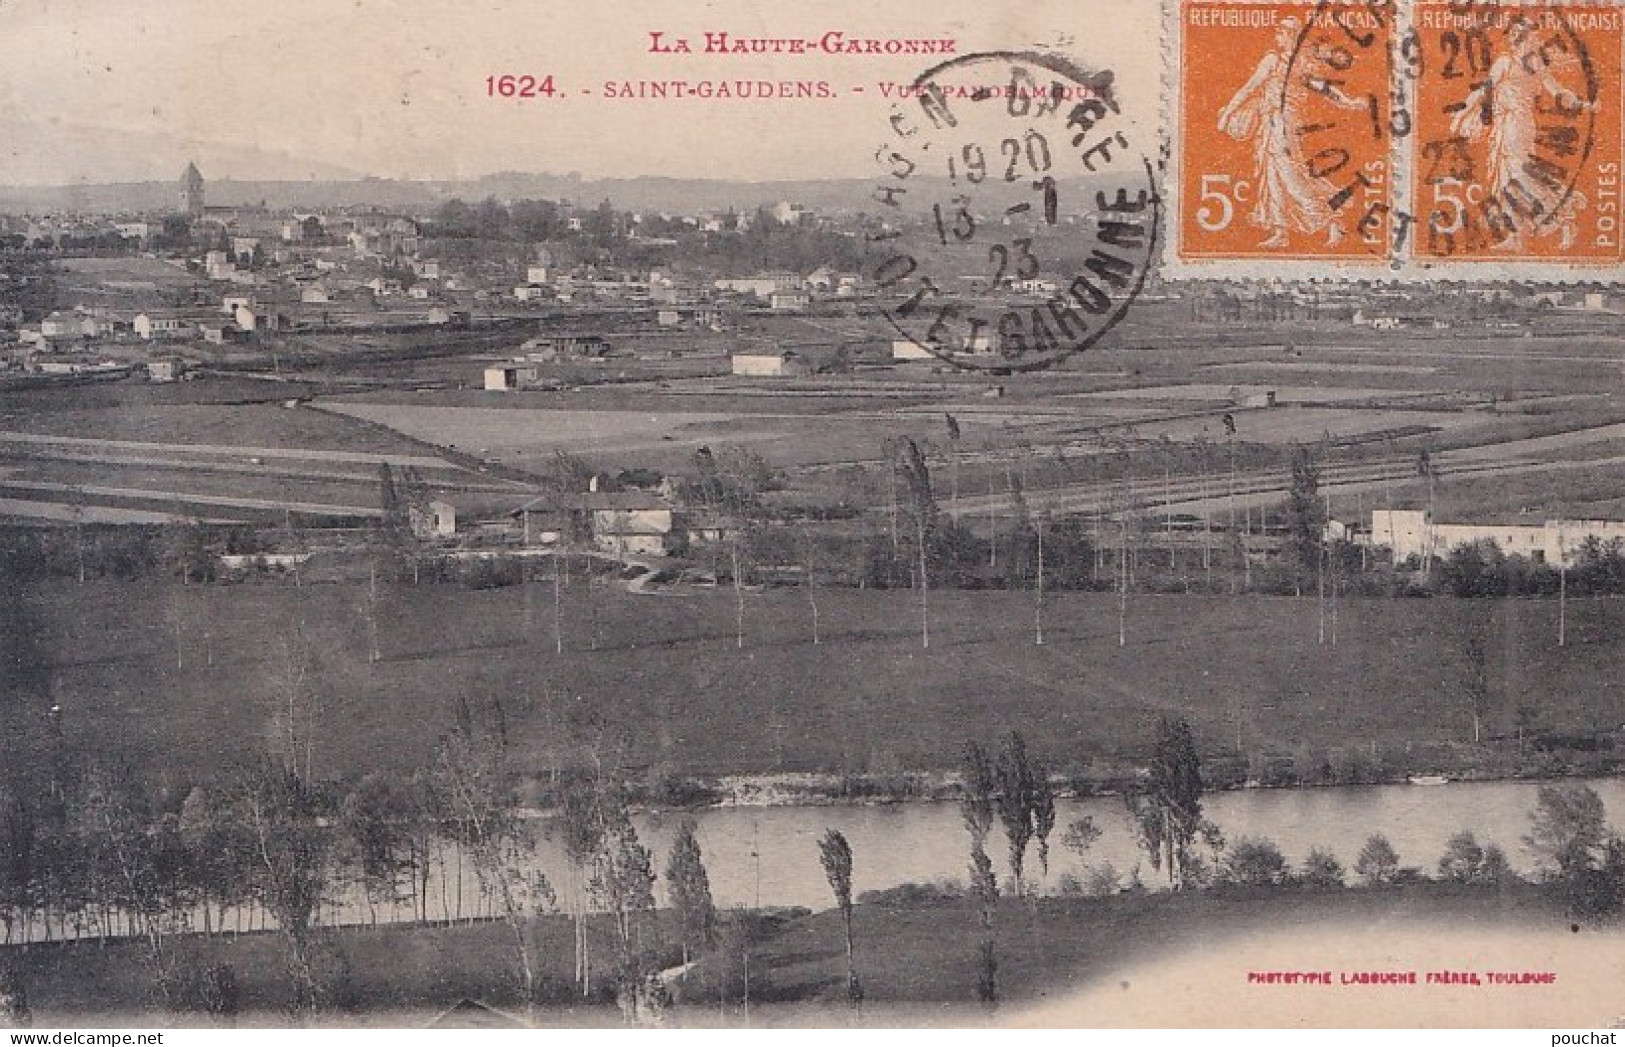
[{"xmin": 0, "ymin": 0, "xmax": 1623, "ymax": 1032}]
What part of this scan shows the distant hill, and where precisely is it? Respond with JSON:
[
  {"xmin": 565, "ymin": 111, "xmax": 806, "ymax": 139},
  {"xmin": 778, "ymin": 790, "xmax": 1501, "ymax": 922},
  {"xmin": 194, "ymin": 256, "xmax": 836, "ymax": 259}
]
[{"xmin": 0, "ymin": 174, "xmax": 876, "ymax": 216}]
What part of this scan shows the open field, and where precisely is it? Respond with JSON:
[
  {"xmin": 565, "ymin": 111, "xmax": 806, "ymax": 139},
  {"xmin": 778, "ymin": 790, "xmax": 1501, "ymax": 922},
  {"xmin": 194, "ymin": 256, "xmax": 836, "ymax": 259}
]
[
  {"xmin": 54, "ymin": 255, "xmax": 203, "ymax": 295},
  {"xmin": 0, "ymin": 382, "xmax": 509, "ymax": 523},
  {"xmin": 5, "ymin": 578, "xmax": 1625, "ymax": 787},
  {"xmin": 5, "ymin": 306, "xmax": 1625, "ymax": 538},
  {"xmin": 745, "ymin": 884, "xmax": 1581, "ymax": 1016},
  {"xmin": 301, "ymin": 310, "xmax": 1625, "ymax": 523}
]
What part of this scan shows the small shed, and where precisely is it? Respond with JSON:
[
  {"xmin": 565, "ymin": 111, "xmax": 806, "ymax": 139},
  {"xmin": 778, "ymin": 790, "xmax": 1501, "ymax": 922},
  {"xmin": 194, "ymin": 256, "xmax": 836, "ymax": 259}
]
[
  {"xmin": 731, "ymin": 350, "xmax": 810, "ymax": 378},
  {"xmin": 484, "ymin": 365, "xmax": 539, "ymax": 391}
]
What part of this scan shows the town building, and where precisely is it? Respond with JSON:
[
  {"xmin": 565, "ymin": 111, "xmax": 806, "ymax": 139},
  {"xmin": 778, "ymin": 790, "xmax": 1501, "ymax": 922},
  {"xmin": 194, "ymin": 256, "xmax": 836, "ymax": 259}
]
[
  {"xmin": 133, "ymin": 312, "xmax": 187, "ymax": 340},
  {"xmin": 768, "ymin": 289, "xmax": 810, "ymax": 311},
  {"xmin": 714, "ymin": 273, "xmax": 802, "ymax": 297}
]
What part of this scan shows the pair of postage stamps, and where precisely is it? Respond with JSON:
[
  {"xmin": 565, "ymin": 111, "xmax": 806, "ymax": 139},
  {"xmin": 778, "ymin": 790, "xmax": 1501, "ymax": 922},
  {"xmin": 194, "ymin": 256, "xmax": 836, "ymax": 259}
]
[
  {"xmin": 1171, "ymin": 0, "xmax": 1625, "ymax": 273},
  {"xmin": 867, "ymin": 0, "xmax": 1620, "ymax": 372}
]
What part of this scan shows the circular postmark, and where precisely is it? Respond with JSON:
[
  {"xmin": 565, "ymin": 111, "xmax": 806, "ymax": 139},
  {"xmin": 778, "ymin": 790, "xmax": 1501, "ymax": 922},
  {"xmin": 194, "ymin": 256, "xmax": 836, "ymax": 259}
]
[
  {"xmin": 1283, "ymin": 0, "xmax": 1600, "ymax": 260},
  {"xmin": 868, "ymin": 51, "xmax": 1159, "ymax": 373}
]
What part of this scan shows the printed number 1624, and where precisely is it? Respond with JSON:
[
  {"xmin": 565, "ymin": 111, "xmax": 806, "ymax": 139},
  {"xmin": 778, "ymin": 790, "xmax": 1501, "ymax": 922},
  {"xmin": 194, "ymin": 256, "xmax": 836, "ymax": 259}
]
[{"xmin": 486, "ymin": 75, "xmax": 556, "ymax": 98}]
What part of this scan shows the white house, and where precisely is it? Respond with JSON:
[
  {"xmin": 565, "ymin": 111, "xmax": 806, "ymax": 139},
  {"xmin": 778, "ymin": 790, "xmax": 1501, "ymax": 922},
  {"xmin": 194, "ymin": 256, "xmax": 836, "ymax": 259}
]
[
  {"xmin": 592, "ymin": 505, "xmax": 675, "ymax": 556},
  {"xmin": 410, "ymin": 500, "xmax": 457, "ymax": 539},
  {"xmin": 891, "ymin": 339, "xmax": 935, "ymax": 361},
  {"xmin": 768, "ymin": 290, "xmax": 810, "ymax": 311},
  {"xmin": 732, "ymin": 350, "xmax": 810, "ymax": 377},
  {"xmin": 39, "ymin": 312, "xmax": 82, "ymax": 339},
  {"xmin": 1368, "ymin": 509, "xmax": 1625, "ymax": 567},
  {"xmin": 484, "ymin": 365, "xmax": 539, "ymax": 391},
  {"xmin": 146, "ymin": 358, "xmax": 183, "ymax": 382},
  {"xmin": 134, "ymin": 313, "xmax": 185, "ymax": 340}
]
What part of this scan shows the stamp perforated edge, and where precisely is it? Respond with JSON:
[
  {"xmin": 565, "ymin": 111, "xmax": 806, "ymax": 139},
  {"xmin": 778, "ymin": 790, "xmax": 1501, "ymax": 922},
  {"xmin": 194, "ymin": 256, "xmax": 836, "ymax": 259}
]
[{"xmin": 1157, "ymin": 0, "xmax": 1625, "ymax": 283}]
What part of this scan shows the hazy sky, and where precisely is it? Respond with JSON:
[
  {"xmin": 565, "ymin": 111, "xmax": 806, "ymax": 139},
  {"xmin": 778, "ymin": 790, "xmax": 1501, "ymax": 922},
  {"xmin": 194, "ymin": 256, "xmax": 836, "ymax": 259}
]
[{"xmin": 0, "ymin": 0, "xmax": 1159, "ymax": 184}]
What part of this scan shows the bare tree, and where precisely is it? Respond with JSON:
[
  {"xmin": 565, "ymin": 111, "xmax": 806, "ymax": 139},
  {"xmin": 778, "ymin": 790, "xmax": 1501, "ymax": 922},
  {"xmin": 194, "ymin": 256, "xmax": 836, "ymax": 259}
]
[
  {"xmin": 268, "ymin": 625, "xmax": 320, "ymax": 781},
  {"xmin": 960, "ymin": 742, "xmax": 999, "ymax": 1007},
  {"xmin": 1458, "ymin": 606, "xmax": 1496, "ymax": 745},
  {"xmin": 436, "ymin": 698, "xmax": 554, "ymax": 1011},
  {"xmin": 75, "ymin": 767, "xmax": 190, "ymax": 1002},
  {"xmin": 232, "ymin": 760, "xmax": 335, "ymax": 1014},
  {"xmin": 802, "ymin": 524, "xmax": 821, "ymax": 645},
  {"xmin": 888, "ymin": 437, "xmax": 938, "ymax": 649},
  {"xmin": 1034, "ymin": 511, "xmax": 1046, "ymax": 646}
]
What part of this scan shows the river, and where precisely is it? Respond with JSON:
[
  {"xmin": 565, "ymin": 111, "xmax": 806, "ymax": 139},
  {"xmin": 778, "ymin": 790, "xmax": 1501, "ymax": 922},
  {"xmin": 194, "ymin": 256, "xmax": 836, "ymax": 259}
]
[
  {"xmin": 13, "ymin": 775, "xmax": 1622, "ymax": 941},
  {"xmin": 368, "ymin": 775, "xmax": 1625, "ymax": 923}
]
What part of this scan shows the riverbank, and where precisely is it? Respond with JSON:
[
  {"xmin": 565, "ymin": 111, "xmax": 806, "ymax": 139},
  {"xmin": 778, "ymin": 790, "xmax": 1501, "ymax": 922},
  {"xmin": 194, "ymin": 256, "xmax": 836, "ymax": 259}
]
[
  {"xmin": 2, "ymin": 881, "xmax": 1587, "ymax": 1026},
  {"xmin": 692, "ymin": 763, "xmax": 1621, "ymax": 811}
]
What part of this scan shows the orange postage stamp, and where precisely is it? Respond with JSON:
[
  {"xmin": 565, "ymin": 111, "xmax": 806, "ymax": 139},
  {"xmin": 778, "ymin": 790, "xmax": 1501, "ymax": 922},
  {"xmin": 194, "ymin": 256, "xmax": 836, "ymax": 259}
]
[
  {"xmin": 1176, "ymin": 0, "xmax": 1396, "ymax": 262},
  {"xmin": 1411, "ymin": 0, "xmax": 1624, "ymax": 263}
]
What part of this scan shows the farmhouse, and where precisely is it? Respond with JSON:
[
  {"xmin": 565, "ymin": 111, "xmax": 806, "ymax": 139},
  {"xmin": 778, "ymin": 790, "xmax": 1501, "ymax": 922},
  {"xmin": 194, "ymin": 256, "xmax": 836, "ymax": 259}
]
[
  {"xmin": 410, "ymin": 499, "xmax": 457, "ymax": 539},
  {"xmin": 589, "ymin": 495, "xmax": 677, "ymax": 556},
  {"xmin": 1369, "ymin": 509, "xmax": 1625, "ymax": 567},
  {"xmin": 512, "ymin": 492, "xmax": 680, "ymax": 556},
  {"xmin": 484, "ymin": 365, "xmax": 540, "ymax": 391}
]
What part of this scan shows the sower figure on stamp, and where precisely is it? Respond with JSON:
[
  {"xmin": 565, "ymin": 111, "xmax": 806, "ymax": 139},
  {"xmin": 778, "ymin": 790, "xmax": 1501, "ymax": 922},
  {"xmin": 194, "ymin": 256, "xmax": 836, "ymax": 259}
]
[
  {"xmin": 1216, "ymin": 17, "xmax": 1363, "ymax": 249},
  {"xmin": 1450, "ymin": 30, "xmax": 1592, "ymax": 251}
]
